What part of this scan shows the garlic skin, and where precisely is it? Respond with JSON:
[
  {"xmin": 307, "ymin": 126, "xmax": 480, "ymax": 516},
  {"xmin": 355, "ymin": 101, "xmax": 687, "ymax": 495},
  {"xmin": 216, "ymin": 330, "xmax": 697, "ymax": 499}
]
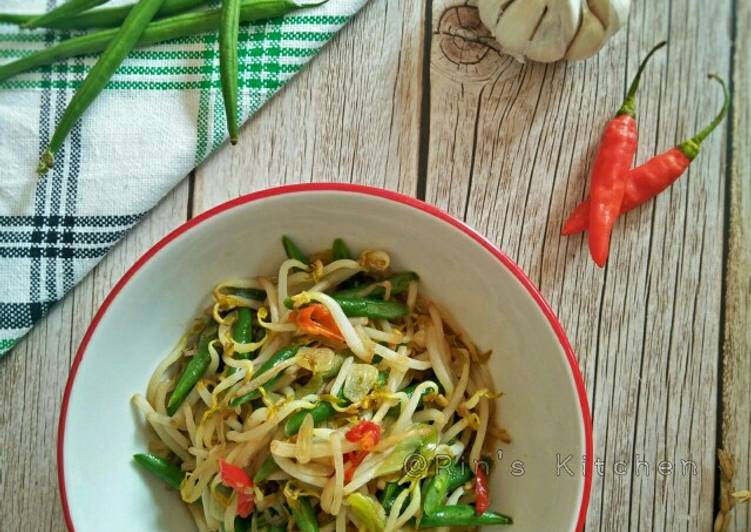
[{"xmin": 478, "ymin": 0, "xmax": 631, "ymax": 63}]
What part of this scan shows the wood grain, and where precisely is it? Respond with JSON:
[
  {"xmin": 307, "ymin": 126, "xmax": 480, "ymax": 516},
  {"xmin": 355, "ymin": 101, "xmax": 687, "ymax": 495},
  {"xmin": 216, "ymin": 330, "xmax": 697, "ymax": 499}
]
[
  {"xmin": 192, "ymin": 0, "xmax": 425, "ymax": 213},
  {"xmin": 721, "ymin": 0, "xmax": 751, "ymax": 529},
  {"xmin": 0, "ymin": 180, "xmax": 189, "ymax": 532},
  {"xmin": 424, "ymin": 1, "xmax": 732, "ymax": 530},
  {"xmin": 0, "ymin": 0, "xmax": 747, "ymax": 530}
]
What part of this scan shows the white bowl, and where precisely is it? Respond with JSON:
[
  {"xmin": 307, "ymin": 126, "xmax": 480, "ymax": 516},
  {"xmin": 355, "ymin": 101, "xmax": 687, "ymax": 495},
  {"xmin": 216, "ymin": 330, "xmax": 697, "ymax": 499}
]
[{"xmin": 58, "ymin": 184, "xmax": 592, "ymax": 531}]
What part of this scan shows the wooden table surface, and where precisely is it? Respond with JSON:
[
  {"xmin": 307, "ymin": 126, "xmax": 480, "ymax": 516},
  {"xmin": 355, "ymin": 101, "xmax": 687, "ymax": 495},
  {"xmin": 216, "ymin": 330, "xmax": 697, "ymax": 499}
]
[{"xmin": 1, "ymin": 1, "xmax": 748, "ymax": 530}]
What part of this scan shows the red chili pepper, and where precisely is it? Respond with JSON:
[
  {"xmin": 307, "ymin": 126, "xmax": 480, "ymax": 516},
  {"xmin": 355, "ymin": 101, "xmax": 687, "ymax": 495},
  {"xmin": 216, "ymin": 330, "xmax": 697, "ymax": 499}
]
[
  {"xmin": 343, "ymin": 421, "xmax": 382, "ymax": 482},
  {"xmin": 585, "ymin": 41, "xmax": 666, "ymax": 267},
  {"xmin": 291, "ymin": 303, "xmax": 344, "ymax": 343},
  {"xmin": 562, "ymin": 74, "xmax": 729, "ymax": 236},
  {"xmin": 345, "ymin": 420, "xmax": 381, "ymax": 450},
  {"xmin": 474, "ymin": 464, "xmax": 490, "ymax": 515},
  {"xmin": 218, "ymin": 459, "xmax": 255, "ymax": 517}
]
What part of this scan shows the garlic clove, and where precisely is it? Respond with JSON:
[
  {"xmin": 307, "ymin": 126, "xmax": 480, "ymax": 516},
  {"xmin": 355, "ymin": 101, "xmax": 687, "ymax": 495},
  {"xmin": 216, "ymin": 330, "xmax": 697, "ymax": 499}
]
[
  {"xmin": 566, "ymin": 0, "xmax": 630, "ymax": 60},
  {"xmin": 526, "ymin": 0, "xmax": 582, "ymax": 63}
]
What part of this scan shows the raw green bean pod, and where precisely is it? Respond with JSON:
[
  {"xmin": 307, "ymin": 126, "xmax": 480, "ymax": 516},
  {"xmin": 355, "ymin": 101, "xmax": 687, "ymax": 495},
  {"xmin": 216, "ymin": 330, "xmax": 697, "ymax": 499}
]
[
  {"xmin": 0, "ymin": 0, "xmax": 204, "ymax": 30},
  {"xmin": 38, "ymin": 0, "xmax": 170, "ymax": 174},
  {"xmin": 23, "ymin": 0, "xmax": 109, "ymax": 30},
  {"xmin": 133, "ymin": 453, "xmax": 184, "ymax": 489},
  {"xmin": 220, "ymin": 0, "xmax": 242, "ymax": 144},
  {"xmin": 166, "ymin": 322, "xmax": 218, "ymax": 416},
  {"xmin": 0, "ymin": 1, "xmax": 327, "ymax": 83}
]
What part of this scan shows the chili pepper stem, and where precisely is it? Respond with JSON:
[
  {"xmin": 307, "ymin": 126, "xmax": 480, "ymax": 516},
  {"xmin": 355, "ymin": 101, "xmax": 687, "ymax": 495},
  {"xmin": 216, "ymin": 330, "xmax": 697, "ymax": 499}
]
[
  {"xmin": 617, "ymin": 41, "xmax": 667, "ymax": 118},
  {"xmin": 678, "ymin": 74, "xmax": 730, "ymax": 160}
]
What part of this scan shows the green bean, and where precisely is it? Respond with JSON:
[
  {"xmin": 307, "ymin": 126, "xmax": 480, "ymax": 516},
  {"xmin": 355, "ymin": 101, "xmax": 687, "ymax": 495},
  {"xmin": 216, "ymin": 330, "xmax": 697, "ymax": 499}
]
[
  {"xmin": 282, "ymin": 235, "xmax": 309, "ymax": 264},
  {"xmin": 283, "ymin": 296, "xmax": 408, "ymax": 320},
  {"xmin": 332, "ymin": 238, "xmax": 353, "ymax": 261},
  {"xmin": 166, "ymin": 323, "xmax": 218, "ymax": 416},
  {"xmin": 423, "ymin": 467, "xmax": 450, "ymax": 516},
  {"xmin": 253, "ymin": 455, "xmax": 280, "ymax": 483},
  {"xmin": 285, "ymin": 370, "xmax": 384, "ymax": 436},
  {"xmin": 133, "ymin": 453, "xmax": 184, "ymax": 489},
  {"xmin": 419, "ymin": 506, "xmax": 512, "ymax": 528},
  {"xmin": 334, "ymin": 296, "xmax": 409, "ymax": 320},
  {"xmin": 229, "ymin": 345, "xmax": 300, "ymax": 407},
  {"xmin": 37, "ymin": 0, "xmax": 170, "ymax": 175},
  {"xmin": 220, "ymin": 0, "xmax": 241, "ymax": 144},
  {"xmin": 0, "ymin": 1, "xmax": 320, "ymax": 83},
  {"xmin": 334, "ymin": 272, "xmax": 419, "ymax": 299},
  {"xmin": 23, "ymin": 0, "xmax": 109, "ymax": 30},
  {"xmin": 290, "ymin": 497, "xmax": 319, "ymax": 532},
  {"xmin": 379, "ymin": 482, "xmax": 403, "ymax": 513},
  {"xmin": 445, "ymin": 460, "xmax": 472, "ymax": 492},
  {"xmin": 284, "ymin": 401, "xmax": 337, "ymax": 436},
  {"xmin": 232, "ymin": 287, "xmax": 267, "ymax": 301},
  {"xmin": 0, "ymin": 0, "xmax": 205, "ymax": 30},
  {"xmin": 234, "ymin": 516, "xmax": 253, "ymax": 532},
  {"xmin": 227, "ymin": 307, "xmax": 254, "ymax": 376},
  {"xmin": 386, "ymin": 381, "xmax": 441, "ymax": 418},
  {"xmin": 0, "ymin": 14, "xmax": 29, "ymax": 25}
]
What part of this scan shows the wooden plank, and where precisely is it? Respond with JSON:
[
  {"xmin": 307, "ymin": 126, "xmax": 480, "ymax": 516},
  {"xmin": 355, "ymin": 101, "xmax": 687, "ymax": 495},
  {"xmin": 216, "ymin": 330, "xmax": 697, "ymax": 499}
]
[
  {"xmin": 0, "ymin": 181, "xmax": 189, "ymax": 531},
  {"xmin": 720, "ymin": 0, "xmax": 751, "ymax": 529},
  {"xmin": 424, "ymin": 0, "xmax": 731, "ymax": 530},
  {"xmin": 192, "ymin": 0, "xmax": 425, "ymax": 212}
]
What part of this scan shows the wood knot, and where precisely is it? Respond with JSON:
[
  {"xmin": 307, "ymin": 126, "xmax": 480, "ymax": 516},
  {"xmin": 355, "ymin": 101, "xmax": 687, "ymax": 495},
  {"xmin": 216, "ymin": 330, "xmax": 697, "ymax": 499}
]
[{"xmin": 432, "ymin": 5, "xmax": 514, "ymax": 83}]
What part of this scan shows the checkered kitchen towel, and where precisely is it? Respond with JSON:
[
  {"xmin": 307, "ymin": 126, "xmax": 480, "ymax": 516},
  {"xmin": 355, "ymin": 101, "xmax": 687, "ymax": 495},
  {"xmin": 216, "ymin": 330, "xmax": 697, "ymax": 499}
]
[{"xmin": 0, "ymin": 0, "xmax": 366, "ymax": 356}]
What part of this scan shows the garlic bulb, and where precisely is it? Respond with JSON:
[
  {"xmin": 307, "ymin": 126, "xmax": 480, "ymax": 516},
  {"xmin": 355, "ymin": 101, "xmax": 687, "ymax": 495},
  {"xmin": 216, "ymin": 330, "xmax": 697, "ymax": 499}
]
[{"xmin": 478, "ymin": 0, "xmax": 630, "ymax": 63}]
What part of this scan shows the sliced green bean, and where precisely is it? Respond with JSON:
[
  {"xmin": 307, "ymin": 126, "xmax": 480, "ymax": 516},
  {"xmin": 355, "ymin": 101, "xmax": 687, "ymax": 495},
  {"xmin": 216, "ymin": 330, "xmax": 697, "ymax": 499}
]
[
  {"xmin": 232, "ymin": 287, "xmax": 267, "ymax": 301},
  {"xmin": 419, "ymin": 506, "xmax": 512, "ymax": 528},
  {"xmin": 133, "ymin": 453, "xmax": 184, "ymax": 489},
  {"xmin": 334, "ymin": 296, "xmax": 409, "ymax": 320},
  {"xmin": 0, "ymin": 1, "xmax": 322, "ymax": 83},
  {"xmin": 332, "ymin": 238, "xmax": 353, "ymax": 261},
  {"xmin": 23, "ymin": 0, "xmax": 109, "ymax": 29},
  {"xmin": 282, "ymin": 235, "xmax": 309, "ymax": 264},
  {"xmin": 253, "ymin": 455, "xmax": 280, "ymax": 483},
  {"xmin": 285, "ymin": 370, "xmax": 383, "ymax": 436},
  {"xmin": 38, "ymin": 0, "xmax": 170, "ymax": 174},
  {"xmin": 0, "ymin": 0, "xmax": 205, "ymax": 30},
  {"xmin": 284, "ymin": 401, "xmax": 337, "ymax": 436},
  {"xmin": 229, "ymin": 345, "xmax": 300, "ymax": 407},
  {"xmin": 283, "ymin": 295, "xmax": 408, "ymax": 320},
  {"xmin": 423, "ymin": 468, "xmax": 450, "ymax": 516},
  {"xmin": 220, "ymin": 0, "xmax": 241, "ymax": 144},
  {"xmin": 334, "ymin": 272, "xmax": 419, "ymax": 299},
  {"xmin": 227, "ymin": 307, "xmax": 254, "ymax": 375},
  {"xmin": 290, "ymin": 496, "xmax": 319, "ymax": 532},
  {"xmin": 379, "ymin": 482, "xmax": 403, "ymax": 513},
  {"xmin": 166, "ymin": 323, "xmax": 218, "ymax": 416},
  {"xmin": 234, "ymin": 516, "xmax": 253, "ymax": 532},
  {"xmin": 445, "ymin": 460, "xmax": 472, "ymax": 492}
]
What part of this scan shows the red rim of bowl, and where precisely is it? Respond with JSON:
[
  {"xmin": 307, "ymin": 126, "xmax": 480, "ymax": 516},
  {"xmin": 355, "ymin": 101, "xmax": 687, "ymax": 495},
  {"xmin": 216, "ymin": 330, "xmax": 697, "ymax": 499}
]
[{"xmin": 57, "ymin": 183, "xmax": 593, "ymax": 531}]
